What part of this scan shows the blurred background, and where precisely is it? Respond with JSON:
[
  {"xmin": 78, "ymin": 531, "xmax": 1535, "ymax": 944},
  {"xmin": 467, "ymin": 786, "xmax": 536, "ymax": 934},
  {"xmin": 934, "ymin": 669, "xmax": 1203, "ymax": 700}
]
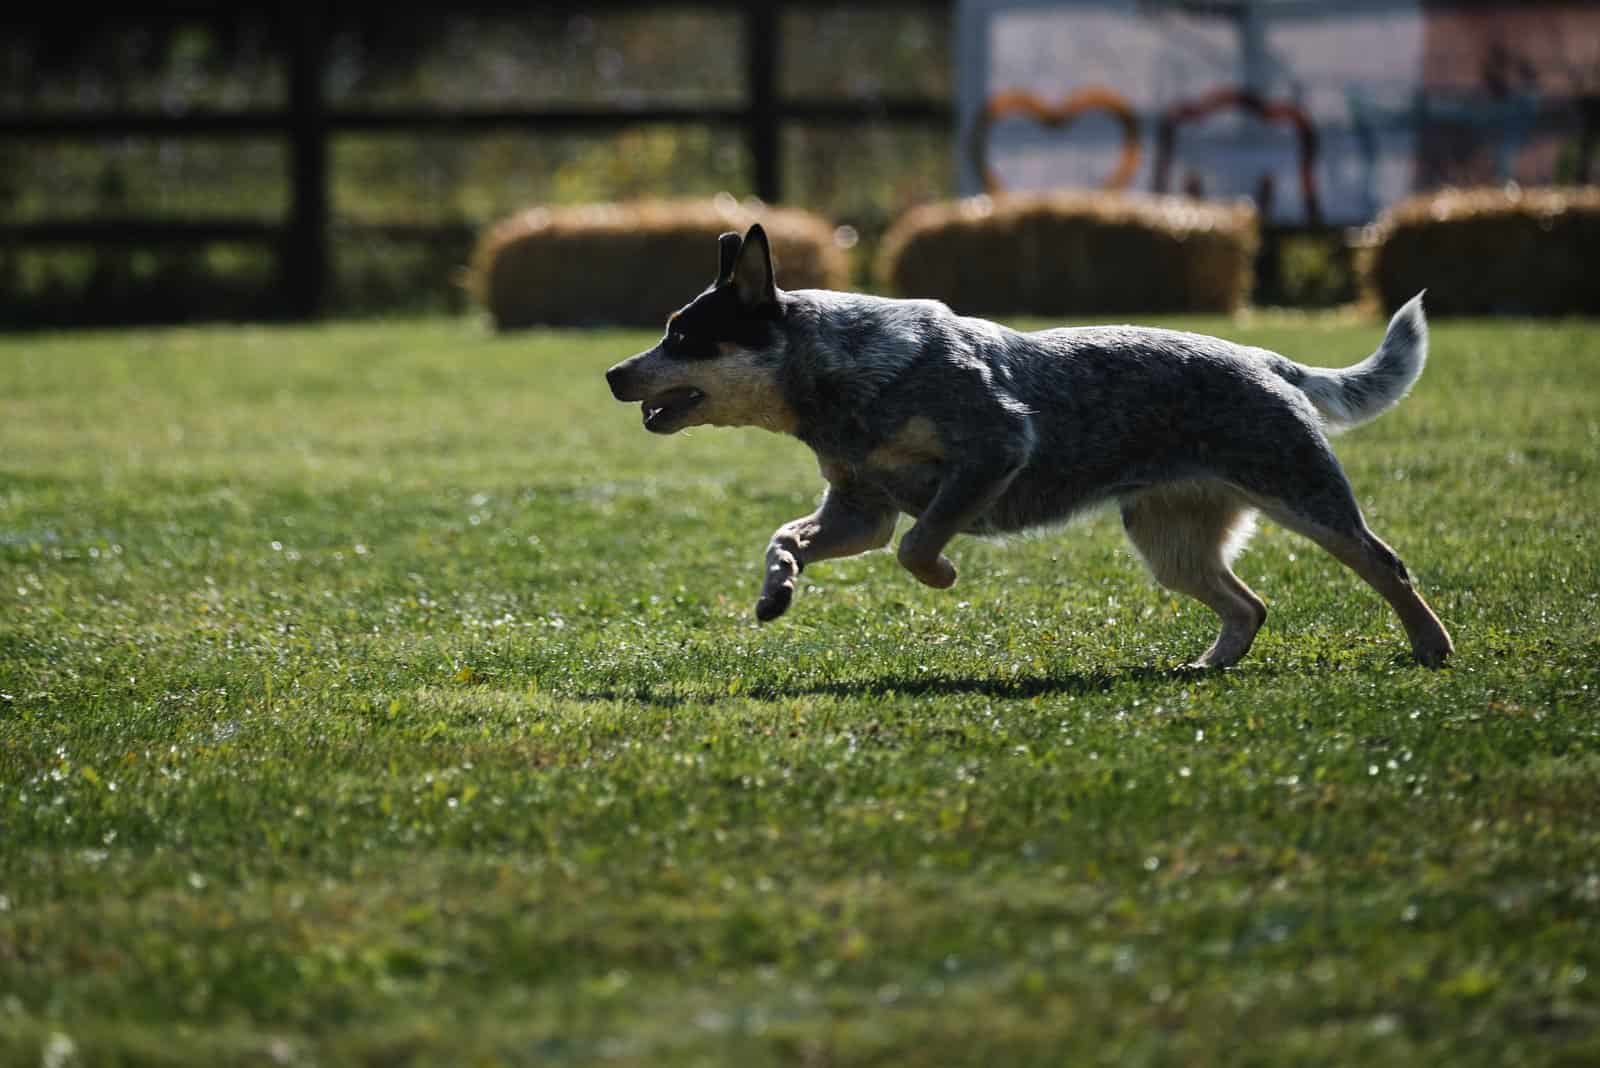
[{"xmin": 1, "ymin": 0, "xmax": 1594, "ymax": 327}]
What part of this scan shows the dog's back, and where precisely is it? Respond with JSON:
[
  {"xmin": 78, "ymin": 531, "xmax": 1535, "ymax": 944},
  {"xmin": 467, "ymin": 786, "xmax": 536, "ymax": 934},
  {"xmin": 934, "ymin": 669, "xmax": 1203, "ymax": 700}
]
[{"xmin": 879, "ymin": 296, "xmax": 1428, "ymax": 534}]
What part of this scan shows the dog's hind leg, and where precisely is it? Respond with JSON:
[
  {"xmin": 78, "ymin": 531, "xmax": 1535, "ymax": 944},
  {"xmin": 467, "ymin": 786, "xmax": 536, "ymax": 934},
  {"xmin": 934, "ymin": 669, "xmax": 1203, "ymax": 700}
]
[
  {"xmin": 1121, "ymin": 484, "xmax": 1267, "ymax": 669},
  {"xmin": 1228, "ymin": 436, "xmax": 1452, "ymax": 667},
  {"xmin": 1254, "ymin": 497, "xmax": 1453, "ymax": 668}
]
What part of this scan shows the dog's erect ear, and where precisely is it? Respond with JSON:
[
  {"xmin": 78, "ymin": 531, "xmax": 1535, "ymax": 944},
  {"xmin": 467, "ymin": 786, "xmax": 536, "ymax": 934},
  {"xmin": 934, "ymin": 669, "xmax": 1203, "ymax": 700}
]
[
  {"xmin": 732, "ymin": 223, "xmax": 779, "ymax": 309},
  {"xmin": 715, "ymin": 231, "xmax": 742, "ymax": 287}
]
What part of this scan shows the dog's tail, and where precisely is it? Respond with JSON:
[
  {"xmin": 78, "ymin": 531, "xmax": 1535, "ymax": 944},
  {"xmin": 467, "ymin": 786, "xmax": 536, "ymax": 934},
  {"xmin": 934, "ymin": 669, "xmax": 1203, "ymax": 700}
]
[{"xmin": 1275, "ymin": 292, "xmax": 1429, "ymax": 433}]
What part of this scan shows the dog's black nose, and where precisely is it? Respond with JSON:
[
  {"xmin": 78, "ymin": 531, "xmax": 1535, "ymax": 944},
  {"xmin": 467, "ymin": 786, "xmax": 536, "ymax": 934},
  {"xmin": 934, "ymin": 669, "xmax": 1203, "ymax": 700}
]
[{"xmin": 605, "ymin": 363, "xmax": 630, "ymax": 401}]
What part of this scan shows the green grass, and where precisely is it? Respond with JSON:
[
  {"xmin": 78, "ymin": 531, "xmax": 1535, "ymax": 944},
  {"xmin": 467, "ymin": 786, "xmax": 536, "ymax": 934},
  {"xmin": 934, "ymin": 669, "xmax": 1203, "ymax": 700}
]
[{"xmin": 2, "ymin": 313, "xmax": 1597, "ymax": 1066}]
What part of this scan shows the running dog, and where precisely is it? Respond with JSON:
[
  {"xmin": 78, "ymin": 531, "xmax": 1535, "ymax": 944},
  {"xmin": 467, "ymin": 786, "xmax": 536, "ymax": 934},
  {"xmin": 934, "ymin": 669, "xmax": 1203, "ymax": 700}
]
[{"xmin": 604, "ymin": 224, "xmax": 1453, "ymax": 669}]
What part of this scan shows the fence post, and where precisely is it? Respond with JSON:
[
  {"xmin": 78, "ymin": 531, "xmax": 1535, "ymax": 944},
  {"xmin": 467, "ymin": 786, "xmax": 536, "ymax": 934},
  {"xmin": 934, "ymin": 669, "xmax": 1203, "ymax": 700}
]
[
  {"xmin": 284, "ymin": 8, "xmax": 329, "ymax": 319},
  {"xmin": 1578, "ymin": 95, "xmax": 1598, "ymax": 184},
  {"xmin": 745, "ymin": 3, "xmax": 780, "ymax": 202}
]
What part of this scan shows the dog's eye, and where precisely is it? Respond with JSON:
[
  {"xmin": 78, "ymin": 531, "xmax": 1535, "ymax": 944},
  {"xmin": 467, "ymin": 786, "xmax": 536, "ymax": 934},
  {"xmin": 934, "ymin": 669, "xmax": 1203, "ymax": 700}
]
[{"xmin": 667, "ymin": 331, "xmax": 686, "ymax": 349}]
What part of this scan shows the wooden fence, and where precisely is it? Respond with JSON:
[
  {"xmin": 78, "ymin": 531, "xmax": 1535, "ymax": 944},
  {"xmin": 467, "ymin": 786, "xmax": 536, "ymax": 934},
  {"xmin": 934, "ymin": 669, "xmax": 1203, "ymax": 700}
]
[{"xmin": 0, "ymin": 3, "xmax": 950, "ymax": 321}]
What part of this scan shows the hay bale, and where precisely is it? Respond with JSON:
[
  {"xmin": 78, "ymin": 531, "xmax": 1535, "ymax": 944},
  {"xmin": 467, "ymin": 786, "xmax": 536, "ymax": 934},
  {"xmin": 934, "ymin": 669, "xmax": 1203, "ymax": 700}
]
[
  {"xmin": 467, "ymin": 198, "xmax": 849, "ymax": 329},
  {"xmin": 1362, "ymin": 186, "xmax": 1600, "ymax": 316},
  {"xmin": 875, "ymin": 192, "xmax": 1257, "ymax": 316}
]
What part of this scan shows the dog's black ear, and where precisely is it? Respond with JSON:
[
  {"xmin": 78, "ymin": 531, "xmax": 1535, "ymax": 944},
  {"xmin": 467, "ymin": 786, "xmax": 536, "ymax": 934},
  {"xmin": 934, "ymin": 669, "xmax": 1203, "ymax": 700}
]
[
  {"xmin": 733, "ymin": 223, "xmax": 779, "ymax": 309},
  {"xmin": 715, "ymin": 231, "xmax": 742, "ymax": 287}
]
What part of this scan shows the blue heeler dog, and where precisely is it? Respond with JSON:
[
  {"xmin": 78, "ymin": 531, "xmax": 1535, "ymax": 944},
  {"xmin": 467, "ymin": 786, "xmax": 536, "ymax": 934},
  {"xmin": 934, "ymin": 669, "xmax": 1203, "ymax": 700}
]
[{"xmin": 605, "ymin": 224, "xmax": 1453, "ymax": 669}]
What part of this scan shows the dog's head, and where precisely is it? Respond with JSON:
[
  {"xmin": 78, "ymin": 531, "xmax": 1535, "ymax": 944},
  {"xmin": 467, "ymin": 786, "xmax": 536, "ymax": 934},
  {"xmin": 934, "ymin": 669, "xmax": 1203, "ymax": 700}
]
[{"xmin": 605, "ymin": 224, "xmax": 796, "ymax": 435}]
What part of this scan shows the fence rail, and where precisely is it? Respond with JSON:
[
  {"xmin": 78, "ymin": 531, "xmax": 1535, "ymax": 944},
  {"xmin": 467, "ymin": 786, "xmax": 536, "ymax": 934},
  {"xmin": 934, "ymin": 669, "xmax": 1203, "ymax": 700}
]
[{"xmin": 0, "ymin": 99, "xmax": 952, "ymax": 139}]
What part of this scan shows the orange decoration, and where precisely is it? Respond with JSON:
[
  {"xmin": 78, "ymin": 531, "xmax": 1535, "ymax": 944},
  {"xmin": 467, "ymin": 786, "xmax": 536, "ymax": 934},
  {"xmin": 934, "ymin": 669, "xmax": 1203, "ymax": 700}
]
[{"xmin": 969, "ymin": 87, "xmax": 1143, "ymax": 194}]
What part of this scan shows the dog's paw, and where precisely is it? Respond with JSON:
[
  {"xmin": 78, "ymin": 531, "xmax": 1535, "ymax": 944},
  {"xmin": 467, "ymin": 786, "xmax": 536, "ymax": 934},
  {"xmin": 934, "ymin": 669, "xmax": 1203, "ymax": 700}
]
[
  {"xmin": 756, "ymin": 547, "xmax": 800, "ymax": 622},
  {"xmin": 902, "ymin": 553, "xmax": 957, "ymax": 589},
  {"xmin": 755, "ymin": 583, "xmax": 793, "ymax": 622},
  {"xmin": 897, "ymin": 529, "xmax": 957, "ymax": 590},
  {"xmin": 1412, "ymin": 638, "xmax": 1453, "ymax": 669},
  {"xmin": 1410, "ymin": 618, "xmax": 1454, "ymax": 669}
]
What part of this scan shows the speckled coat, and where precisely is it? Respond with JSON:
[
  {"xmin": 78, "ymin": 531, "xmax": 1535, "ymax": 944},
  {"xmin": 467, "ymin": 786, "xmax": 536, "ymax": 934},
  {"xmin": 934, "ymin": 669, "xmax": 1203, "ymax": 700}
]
[{"xmin": 605, "ymin": 225, "xmax": 1452, "ymax": 669}]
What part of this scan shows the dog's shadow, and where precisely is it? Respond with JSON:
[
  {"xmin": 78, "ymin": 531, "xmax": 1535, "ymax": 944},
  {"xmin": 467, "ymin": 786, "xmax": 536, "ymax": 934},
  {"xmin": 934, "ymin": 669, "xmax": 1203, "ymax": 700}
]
[
  {"xmin": 578, "ymin": 663, "xmax": 1260, "ymax": 708},
  {"xmin": 798, "ymin": 664, "xmax": 1198, "ymax": 700}
]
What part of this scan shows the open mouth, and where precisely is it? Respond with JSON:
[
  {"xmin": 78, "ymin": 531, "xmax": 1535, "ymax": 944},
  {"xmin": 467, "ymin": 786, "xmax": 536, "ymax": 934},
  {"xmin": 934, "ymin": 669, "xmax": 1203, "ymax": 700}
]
[{"xmin": 642, "ymin": 387, "xmax": 706, "ymax": 432}]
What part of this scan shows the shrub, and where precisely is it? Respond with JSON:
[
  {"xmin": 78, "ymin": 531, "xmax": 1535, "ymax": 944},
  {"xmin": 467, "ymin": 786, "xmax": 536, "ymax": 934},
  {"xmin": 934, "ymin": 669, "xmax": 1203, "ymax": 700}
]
[
  {"xmin": 467, "ymin": 197, "xmax": 849, "ymax": 329},
  {"xmin": 875, "ymin": 192, "xmax": 1257, "ymax": 316},
  {"xmin": 1361, "ymin": 185, "xmax": 1600, "ymax": 316}
]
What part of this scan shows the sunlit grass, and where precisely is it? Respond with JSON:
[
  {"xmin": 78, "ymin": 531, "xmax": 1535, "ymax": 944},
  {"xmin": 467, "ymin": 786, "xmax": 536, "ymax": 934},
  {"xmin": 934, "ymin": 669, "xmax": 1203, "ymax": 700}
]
[{"xmin": 2, "ymin": 313, "xmax": 1597, "ymax": 1065}]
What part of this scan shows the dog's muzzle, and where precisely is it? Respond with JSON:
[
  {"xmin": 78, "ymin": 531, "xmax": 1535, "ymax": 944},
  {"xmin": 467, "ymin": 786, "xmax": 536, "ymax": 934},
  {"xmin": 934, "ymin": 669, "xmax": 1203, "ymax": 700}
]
[{"xmin": 605, "ymin": 352, "xmax": 707, "ymax": 433}]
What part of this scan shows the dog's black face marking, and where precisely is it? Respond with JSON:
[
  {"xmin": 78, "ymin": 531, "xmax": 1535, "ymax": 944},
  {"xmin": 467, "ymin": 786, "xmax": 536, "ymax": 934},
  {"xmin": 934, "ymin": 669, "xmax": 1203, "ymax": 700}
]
[
  {"xmin": 662, "ymin": 320, "xmax": 717, "ymax": 361},
  {"xmin": 663, "ymin": 283, "xmax": 779, "ymax": 359}
]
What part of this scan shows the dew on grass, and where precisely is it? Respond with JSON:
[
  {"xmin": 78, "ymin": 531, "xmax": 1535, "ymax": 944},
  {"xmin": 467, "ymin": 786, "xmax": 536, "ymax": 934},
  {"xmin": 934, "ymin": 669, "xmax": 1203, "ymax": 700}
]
[
  {"xmin": 42, "ymin": 1033, "xmax": 76, "ymax": 1068},
  {"xmin": 694, "ymin": 1010, "xmax": 731, "ymax": 1033}
]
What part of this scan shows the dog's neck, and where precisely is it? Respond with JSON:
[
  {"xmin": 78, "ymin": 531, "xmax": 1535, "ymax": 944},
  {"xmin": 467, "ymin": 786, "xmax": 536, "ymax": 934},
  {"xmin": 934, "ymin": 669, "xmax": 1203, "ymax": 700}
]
[{"xmin": 777, "ymin": 291, "xmax": 933, "ymax": 432}]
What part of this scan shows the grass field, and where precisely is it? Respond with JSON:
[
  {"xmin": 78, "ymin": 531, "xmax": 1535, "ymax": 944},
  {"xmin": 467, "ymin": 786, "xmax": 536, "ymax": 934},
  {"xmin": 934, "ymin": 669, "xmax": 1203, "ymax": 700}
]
[{"xmin": 2, "ymin": 312, "xmax": 1597, "ymax": 1066}]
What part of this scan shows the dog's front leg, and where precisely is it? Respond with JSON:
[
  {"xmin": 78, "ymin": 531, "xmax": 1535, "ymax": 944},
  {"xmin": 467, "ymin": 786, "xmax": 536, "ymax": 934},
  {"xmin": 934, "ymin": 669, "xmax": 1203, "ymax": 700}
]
[
  {"xmin": 898, "ymin": 461, "xmax": 1024, "ymax": 589},
  {"xmin": 757, "ymin": 485, "xmax": 897, "ymax": 622}
]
